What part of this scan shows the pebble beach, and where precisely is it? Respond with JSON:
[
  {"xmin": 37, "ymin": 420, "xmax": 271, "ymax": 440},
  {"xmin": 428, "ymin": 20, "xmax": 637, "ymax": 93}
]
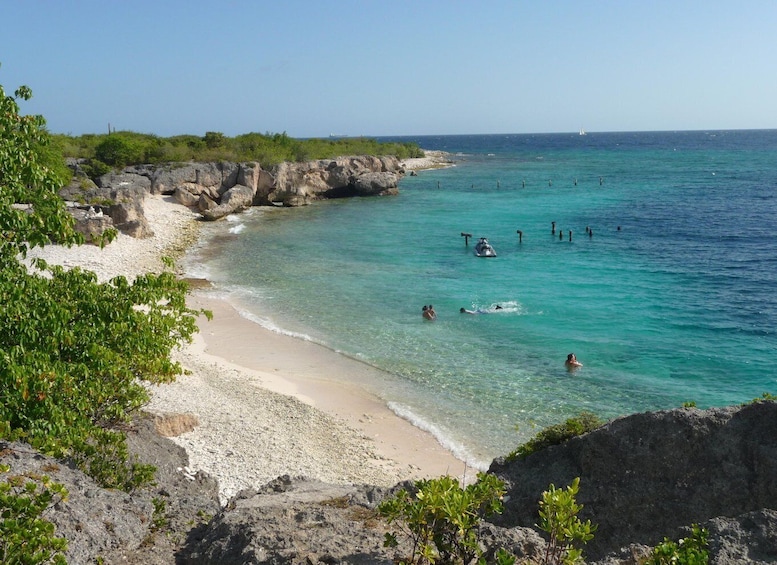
[{"xmin": 27, "ymin": 191, "xmax": 465, "ymax": 505}]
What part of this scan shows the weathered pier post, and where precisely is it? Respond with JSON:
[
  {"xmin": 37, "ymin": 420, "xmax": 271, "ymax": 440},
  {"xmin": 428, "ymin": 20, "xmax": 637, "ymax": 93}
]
[
  {"xmin": 517, "ymin": 230, "xmax": 523, "ymax": 243},
  {"xmin": 461, "ymin": 232, "xmax": 473, "ymax": 246}
]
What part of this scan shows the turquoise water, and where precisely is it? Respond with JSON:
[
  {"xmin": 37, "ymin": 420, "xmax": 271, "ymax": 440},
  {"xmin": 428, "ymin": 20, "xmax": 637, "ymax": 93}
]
[{"xmin": 183, "ymin": 130, "xmax": 777, "ymax": 468}]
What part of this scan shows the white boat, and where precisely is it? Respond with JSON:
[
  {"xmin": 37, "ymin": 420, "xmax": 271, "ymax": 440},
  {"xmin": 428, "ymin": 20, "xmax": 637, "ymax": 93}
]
[
  {"xmin": 474, "ymin": 237, "xmax": 497, "ymax": 257},
  {"xmin": 579, "ymin": 128, "xmax": 586, "ymax": 136}
]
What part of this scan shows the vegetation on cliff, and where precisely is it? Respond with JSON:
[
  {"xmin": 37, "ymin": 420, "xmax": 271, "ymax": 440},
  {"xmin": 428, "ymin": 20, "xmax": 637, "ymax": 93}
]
[
  {"xmin": 53, "ymin": 129, "xmax": 424, "ymax": 181},
  {"xmin": 0, "ymin": 75, "xmax": 207, "ymax": 491}
]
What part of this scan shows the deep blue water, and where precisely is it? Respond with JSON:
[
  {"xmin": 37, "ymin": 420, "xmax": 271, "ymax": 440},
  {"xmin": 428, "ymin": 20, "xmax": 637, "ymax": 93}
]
[{"xmin": 183, "ymin": 130, "xmax": 777, "ymax": 468}]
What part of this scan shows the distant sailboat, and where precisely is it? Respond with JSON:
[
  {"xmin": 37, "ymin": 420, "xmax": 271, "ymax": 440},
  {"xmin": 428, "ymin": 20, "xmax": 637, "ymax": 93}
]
[{"xmin": 579, "ymin": 128, "xmax": 587, "ymax": 136}]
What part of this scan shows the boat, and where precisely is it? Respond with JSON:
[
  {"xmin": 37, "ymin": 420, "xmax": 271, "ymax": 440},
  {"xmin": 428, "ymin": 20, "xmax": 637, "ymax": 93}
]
[
  {"xmin": 579, "ymin": 128, "xmax": 587, "ymax": 136},
  {"xmin": 474, "ymin": 237, "xmax": 497, "ymax": 257}
]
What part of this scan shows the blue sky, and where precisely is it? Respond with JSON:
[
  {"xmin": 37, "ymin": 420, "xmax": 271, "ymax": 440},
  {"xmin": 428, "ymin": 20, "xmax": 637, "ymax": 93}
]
[{"xmin": 2, "ymin": 1, "xmax": 775, "ymax": 137}]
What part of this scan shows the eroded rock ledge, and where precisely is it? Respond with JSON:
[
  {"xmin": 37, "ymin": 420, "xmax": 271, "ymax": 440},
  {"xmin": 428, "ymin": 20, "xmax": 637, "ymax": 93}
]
[
  {"xmin": 6, "ymin": 403, "xmax": 777, "ymax": 563},
  {"xmin": 61, "ymin": 155, "xmax": 409, "ymax": 236}
]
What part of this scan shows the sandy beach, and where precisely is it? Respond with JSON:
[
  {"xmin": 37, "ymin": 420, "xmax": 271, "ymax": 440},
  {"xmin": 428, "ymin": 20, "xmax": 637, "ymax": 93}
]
[{"xmin": 28, "ymin": 193, "xmax": 467, "ymax": 504}]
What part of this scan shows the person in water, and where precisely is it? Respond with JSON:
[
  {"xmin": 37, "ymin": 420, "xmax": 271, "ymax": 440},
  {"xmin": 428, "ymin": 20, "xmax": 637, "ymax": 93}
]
[
  {"xmin": 460, "ymin": 305, "xmax": 504, "ymax": 314},
  {"xmin": 423, "ymin": 305, "xmax": 436, "ymax": 320},
  {"xmin": 565, "ymin": 353, "xmax": 583, "ymax": 369}
]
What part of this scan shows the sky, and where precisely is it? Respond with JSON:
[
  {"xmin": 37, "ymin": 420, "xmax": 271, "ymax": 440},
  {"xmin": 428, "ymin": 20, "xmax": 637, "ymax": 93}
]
[{"xmin": 2, "ymin": 1, "xmax": 776, "ymax": 138}]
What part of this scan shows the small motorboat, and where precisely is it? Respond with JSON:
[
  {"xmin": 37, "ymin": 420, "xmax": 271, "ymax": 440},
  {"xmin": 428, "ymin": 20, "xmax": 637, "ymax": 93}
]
[{"xmin": 474, "ymin": 237, "xmax": 497, "ymax": 257}]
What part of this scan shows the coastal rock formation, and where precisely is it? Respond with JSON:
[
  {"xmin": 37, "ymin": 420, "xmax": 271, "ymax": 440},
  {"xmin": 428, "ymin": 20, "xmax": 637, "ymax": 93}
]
[
  {"xmin": 60, "ymin": 155, "xmax": 409, "ymax": 229},
  {"xmin": 0, "ymin": 414, "xmax": 220, "ymax": 565},
  {"xmin": 256, "ymin": 155, "xmax": 403, "ymax": 206},
  {"xmin": 489, "ymin": 401, "xmax": 777, "ymax": 561},
  {"xmin": 5, "ymin": 402, "xmax": 777, "ymax": 563},
  {"xmin": 68, "ymin": 204, "xmax": 114, "ymax": 243},
  {"xmin": 180, "ymin": 476, "xmax": 545, "ymax": 564}
]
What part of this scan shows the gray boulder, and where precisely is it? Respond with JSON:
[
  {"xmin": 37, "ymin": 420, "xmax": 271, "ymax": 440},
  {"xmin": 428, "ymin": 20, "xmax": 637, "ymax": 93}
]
[
  {"xmin": 69, "ymin": 205, "xmax": 114, "ymax": 243},
  {"xmin": 180, "ymin": 475, "xmax": 543, "ymax": 564},
  {"xmin": 489, "ymin": 401, "xmax": 777, "ymax": 561},
  {"xmin": 198, "ymin": 184, "xmax": 255, "ymax": 220},
  {"xmin": 0, "ymin": 414, "xmax": 220, "ymax": 565},
  {"xmin": 109, "ymin": 198, "xmax": 154, "ymax": 238},
  {"xmin": 349, "ymin": 171, "xmax": 400, "ymax": 196}
]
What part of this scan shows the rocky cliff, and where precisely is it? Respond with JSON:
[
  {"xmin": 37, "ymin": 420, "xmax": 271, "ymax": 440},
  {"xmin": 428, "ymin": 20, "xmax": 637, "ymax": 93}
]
[
  {"xmin": 61, "ymin": 155, "xmax": 406, "ymax": 236},
  {"xmin": 6, "ymin": 403, "xmax": 777, "ymax": 563}
]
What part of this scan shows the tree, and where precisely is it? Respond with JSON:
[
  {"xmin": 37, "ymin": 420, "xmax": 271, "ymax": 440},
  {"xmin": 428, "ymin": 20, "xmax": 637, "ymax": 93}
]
[{"xmin": 0, "ymin": 69, "xmax": 210, "ymax": 490}]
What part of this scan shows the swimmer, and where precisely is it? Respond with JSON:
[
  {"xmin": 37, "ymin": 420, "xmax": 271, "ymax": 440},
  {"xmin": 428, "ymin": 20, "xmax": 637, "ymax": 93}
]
[
  {"xmin": 423, "ymin": 305, "xmax": 436, "ymax": 320},
  {"xmin": 460, "ymin": 307, "xmax": 478, "ymax": 314},
  {"xmin": 565, "ymin": 353, "xmax": 583, "ymax": 370}
]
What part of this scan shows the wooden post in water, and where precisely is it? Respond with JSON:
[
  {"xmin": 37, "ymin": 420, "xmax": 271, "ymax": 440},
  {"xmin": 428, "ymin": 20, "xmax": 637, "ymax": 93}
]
[
  {"xmin": 517, "ymin": 230, "xmax": 523, "ymax": 243},
  {"xmin": 461, "ymin": 232, "xmax": 472, "ymax": 246},
  {"xmin": 569, "ymin": 230, "xmax": 573, "ymax": 242},
  {"xmin": 551, "ymin": 221, "xmax": 556, "ymax": 235}
]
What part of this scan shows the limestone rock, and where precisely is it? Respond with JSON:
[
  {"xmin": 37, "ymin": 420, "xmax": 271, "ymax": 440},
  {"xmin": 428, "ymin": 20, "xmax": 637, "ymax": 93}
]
[
  {"xmin": 350, "ymin": 171, "xmax": 400, "ymax": 196},
  {"xmin": 198, "ymin": 184, "xmax": 255, "ymax": 220},
  {"xmin": 260, "ymin": 155, "xmax": 404, "ymax": 206},
  {"xmin": 489, "ymin": 401, "xmax": 777, "ymax": 561},
  {"xmin": 110, "ymin": 199, "xmax": 154, "ymax": 238},
  {"xmin": 69, "ymin": 205, "xmax": 114, "ymax": 243}
]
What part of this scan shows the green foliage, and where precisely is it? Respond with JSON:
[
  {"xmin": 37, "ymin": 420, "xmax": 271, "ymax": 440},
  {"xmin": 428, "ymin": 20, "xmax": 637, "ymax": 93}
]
[
  {"xmin": 743, "ymin": 392, "xmax": 777, "ymax": 405},
  {"xmin": 203, "ymin": 131, "xmax": 226, "ymax": 148},
  {"xmin": 0, "ymin": 464, "xmax": 69, "ymax": 565},
  {"xmin": 378, "ymin": 472, "xmax": 510, "ymax": 564},
  {"xmin": 94, "ymin": 134, "xmax": 145, "ymax": 168},
  {"xmin": 54, "ymin": 130, "xmax": 424, "ymax": 170},
  {"xmin": 0, "ymin": 80, "xmax": 84, "ymax": 260},
  {"xmin": 506, "ymin": 412, "xmax": 603, "ymax": 462},
  {"xmin": 0, "ymin": 72, "xmax": 211, "ymax": 491},
  {"xmin": 80, "ymin": 158, "xmax": 111, "ymax": 181},
  {"xmin": 150, "ymin": 497, "xmax": 169, "ymax": 532},
  {"xmin": 644, "ymin": 524, "xmax": 709, "ymax": 565},
  {"xmin": 536, "ymin": 477, "xmax": 597, "ymax": 565},
  {"xmin": 682, "ymin": 401, "xmax": 697, "ymax": 408}
]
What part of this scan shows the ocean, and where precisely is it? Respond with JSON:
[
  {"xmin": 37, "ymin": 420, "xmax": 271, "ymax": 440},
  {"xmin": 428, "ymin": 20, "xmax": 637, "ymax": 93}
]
[{"xmin": 182, "ymin": 130, "xmax": 777, "ymax": 470}]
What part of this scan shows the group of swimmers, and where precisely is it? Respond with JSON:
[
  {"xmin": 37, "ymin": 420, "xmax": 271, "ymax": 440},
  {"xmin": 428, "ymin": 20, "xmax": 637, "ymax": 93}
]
[
  {"xmin": 421, "ymin": 304, "xmax": 437, "ymax": 320},
  {"xmin": 424, "ymin": 304, "xmax": 584, "ymax": 370}
]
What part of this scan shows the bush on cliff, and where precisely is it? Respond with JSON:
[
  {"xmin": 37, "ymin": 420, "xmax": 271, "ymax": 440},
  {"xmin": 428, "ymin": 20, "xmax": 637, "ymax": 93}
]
[
  {"xmin": 54, "ymin": 129, "xmax": 424, "ymax": 174},
  {"xmin": 0, "ymin": 72, "xmax": 207, "ymax": 490},
  {"xmin": 506, "ymin": 412, "xmax": 604, "ymax": 462},
  {"xmin": 378, "ymin": 472, "xmax": 509, "ymax": 564}
]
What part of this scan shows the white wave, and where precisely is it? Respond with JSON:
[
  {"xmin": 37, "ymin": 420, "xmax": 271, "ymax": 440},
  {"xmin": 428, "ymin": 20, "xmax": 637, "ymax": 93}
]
[
  {"xmin": 228, "ymin": 223, "xmax": 246, "ymax": 234},
  {"xmin": 237, "ymin": 308, "xmax": 315, "ymax": 342},
  {"xmin": 388, "ymin": 402, "xmax": 489, "ymax": 472}
]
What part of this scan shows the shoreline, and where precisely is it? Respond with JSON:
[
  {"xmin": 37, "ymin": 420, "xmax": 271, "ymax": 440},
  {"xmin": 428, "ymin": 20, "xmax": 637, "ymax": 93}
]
[
  {"xmin": 29, "ymin": 193, "xmax": 468, "ymax": 504},
  {"xmin": 152, "ymin": 292, "xmax": 470, "ymax": 503}
]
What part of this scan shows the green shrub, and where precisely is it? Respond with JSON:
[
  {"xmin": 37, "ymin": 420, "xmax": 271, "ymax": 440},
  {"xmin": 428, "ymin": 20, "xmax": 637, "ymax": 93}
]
[
  {"xmin": 536, "ymin": 477, "xmax": 596, "ymax": 565},
  {"xmin": 0, "ymin": 75, "xmax": 210, "ymax": 491},
  {"xmin": 743, "ymin": 392, "xmax": 777, "ymax": 405},
  {"xmin": 94, "ymin": 134, "xmax": 144, "ymax": 168},
  {"xmin": 378, "ymin": 472, "xmax": 510, "ymax": 564},
  {"xmin": 644, "ymin": 524, "xmax": 709, "ymax": 565},
  {"xmin": 506, "ymin": 412, "xmax": 604, "ymax": 462},
  {"xmin": 81, "ymin": 158, "xmax": 112, "ymax": 180},
  {"xmin": 0, "ymin": 464, "xmax": 69, "ymax": 565},
  {"xmin": 56, "ymin": 130, "xmax": 423, "ymax": 168}
]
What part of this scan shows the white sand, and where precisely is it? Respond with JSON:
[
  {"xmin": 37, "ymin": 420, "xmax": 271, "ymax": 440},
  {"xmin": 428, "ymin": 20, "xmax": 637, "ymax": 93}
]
[{"xmin": 28, "ymin": 195, "xmax": 468, "ymax": 505}]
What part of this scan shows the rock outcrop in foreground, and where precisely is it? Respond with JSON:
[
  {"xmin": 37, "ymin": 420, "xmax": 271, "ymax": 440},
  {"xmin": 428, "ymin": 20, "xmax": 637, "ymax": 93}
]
[
  {"xmin": 489, "ymin": 401, "xmax": 777, "ymax": 562},
  {"xmin": 6, "ymin": 403, "xmax": 777, "ymax": 563}
]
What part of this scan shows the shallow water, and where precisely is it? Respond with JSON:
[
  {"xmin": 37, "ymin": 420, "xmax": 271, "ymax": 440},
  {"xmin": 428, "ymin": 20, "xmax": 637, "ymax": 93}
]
[{"xmin": 184, "ymin": 130, "xmax": 777, "ymax": 468}]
